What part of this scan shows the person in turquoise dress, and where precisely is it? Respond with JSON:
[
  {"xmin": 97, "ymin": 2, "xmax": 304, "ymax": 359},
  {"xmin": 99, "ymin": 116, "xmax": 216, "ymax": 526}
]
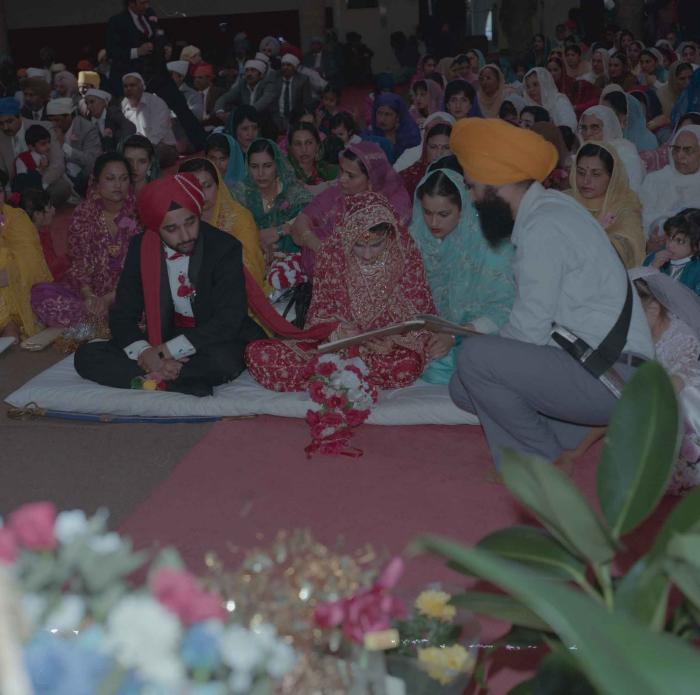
[
  {"xmin": 205, "ymin": 132, "xmax": 246, "ymax": 192},
  {"xmin": 409, "ymin": 159, "xmax": 516, "ymax": 383}
]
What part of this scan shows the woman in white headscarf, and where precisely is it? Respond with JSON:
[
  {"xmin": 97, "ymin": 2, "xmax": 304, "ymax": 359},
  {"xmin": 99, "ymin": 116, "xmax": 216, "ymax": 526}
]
[
  {"xmin": 639, "ymin": 125, "xmax": 700, "ymax": 237},
  {"xmin": 580, "ymin": 47, "xmax": 610, "ymax": 89},
  {"xmin": 577, "ymin": 105, "xmax": 645, "ymax": 191},
  {"xmin": 523, "ymin": 67, "xmax": 577, "ymax": 130},
  {"xmin": 393, "ymin": 111, "xmax": 455, "ymax": 173}
]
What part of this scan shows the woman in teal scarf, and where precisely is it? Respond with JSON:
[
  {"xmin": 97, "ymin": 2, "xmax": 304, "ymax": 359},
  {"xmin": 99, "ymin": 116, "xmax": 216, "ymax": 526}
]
[
  {"xmin": 409, "ymin": 163, "xmax": 516, "ymax": 383},
  {"xmin": 232, "ymin": 138, "xmax": 313, "ymax": 254},
  {"xmin": 205, "ymin": 132, "xmax": 246, "ymax": 192}
]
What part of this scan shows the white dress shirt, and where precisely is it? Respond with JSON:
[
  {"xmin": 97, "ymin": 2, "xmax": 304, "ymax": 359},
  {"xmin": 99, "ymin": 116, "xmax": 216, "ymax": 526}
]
[
  {"xmin": 124, "ymin": 246, "xmax": 197, "ymax": 362},
  {"xmin": 501, "ymin": 182, "xmax": 654, "ymax": 359},
  {"xmin": 121, "ymin": 92, "xmax": 176, "ymax": 146},
  {"xmin": 12, "ymin": 123, "xmax": 27, "ymax": 156}
]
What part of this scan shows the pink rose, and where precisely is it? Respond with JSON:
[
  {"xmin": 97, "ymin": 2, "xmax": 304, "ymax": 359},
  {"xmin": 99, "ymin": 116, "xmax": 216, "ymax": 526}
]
[
  {"xmin": 327, "ymin": 394, "xmax": 345, "ymax": 410},
  {"xmin": 317, "ymin": 361, "xmax": 337, "ymax": 377},
  {"xmin": 342, "ymin": 588, "xmax": 404, "ymax": 643},
  {"xmin": 0, "ymin": 528, "xmax": 18, "ymax": 564},
  {"xmin": 152, "ymin": 567, "xmax": 226, "ymax": 625},
  {"xmin": 320, "ymin": 410, "xmax": 344, "ymax": 429},
  {"xmin": 309, "ymin": 380, "xmax": 327, "ymax": 404},
  {"xmin": 8, "ymin": 502, "xmax": 57, "ymax": 551},
  {"xmin": 305, "ymin": 409, "xmax": 320, "ymax": 426}
]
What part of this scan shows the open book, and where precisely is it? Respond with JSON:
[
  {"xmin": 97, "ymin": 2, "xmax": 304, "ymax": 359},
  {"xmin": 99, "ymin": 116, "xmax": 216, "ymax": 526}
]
[{"xmin": 317, "ymin": 315, "xmax": 480, "ymax": 354}]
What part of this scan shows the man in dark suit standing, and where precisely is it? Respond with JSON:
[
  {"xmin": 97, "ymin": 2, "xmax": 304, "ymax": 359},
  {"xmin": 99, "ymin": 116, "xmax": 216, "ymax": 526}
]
[
  {"xmin": 106, "ymin": 0, "xmax": 206, "ymax": 149},
  {"xmin": 74, "ymin": 173, "xmax": 265, "ymax": 397},
  {"xmin": 272, "ymin": 54, "xmax": 313, "ymax": 132}
]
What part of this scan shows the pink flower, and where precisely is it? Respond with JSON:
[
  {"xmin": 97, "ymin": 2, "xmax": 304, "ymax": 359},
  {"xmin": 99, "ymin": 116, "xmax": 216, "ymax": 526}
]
[
  {"xmin": 317, "ymin": 361, "xmax": 337, "ymax": 377},
  {"xmin": 327, "ymin": 394, "xmax": 345, "ymax": 410},
  {"xmin": 309, "ymin": 380, "xmax": 327, "ymax": 404},
  {"xmin": 8, "ymin": 502, "xmax": 57, "ymax": 551},
  {"xmin": 305, "ymin": 409, "xmax": 320, "ymax": 426},
  {"xmin": 0, "ymin": 528, "xmax": 18, "ymax": 564},
  {"xmin": 151, "ymin": 567, "xmax": 226, "ymax": 625}
]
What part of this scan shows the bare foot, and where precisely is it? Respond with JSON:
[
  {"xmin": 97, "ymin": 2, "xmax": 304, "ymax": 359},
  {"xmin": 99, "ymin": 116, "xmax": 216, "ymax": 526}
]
[{"xmin": 1, "ymin": 321, "xmax": 20, "ymax": 344}]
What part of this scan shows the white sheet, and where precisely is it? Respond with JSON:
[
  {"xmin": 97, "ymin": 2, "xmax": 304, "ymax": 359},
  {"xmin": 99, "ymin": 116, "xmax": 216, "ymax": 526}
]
[{"xmin": 4, "ymin": 355, "xmax": 478, "ymax": 426}]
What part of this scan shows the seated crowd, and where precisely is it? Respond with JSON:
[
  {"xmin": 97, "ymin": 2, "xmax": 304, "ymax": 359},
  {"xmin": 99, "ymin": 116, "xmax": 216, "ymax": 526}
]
[{"xmin": 2, "ymin": 3, "xmax": 700, "ymax": 491}]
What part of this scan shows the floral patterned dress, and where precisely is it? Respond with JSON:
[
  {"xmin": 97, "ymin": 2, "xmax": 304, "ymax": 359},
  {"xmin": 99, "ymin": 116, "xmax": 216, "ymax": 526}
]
[
  {"xmin": 31, "ymin": 190, "xmax": 140, "ymax": 328},
  {"xmin": 245, "ymin": 192, "xmax": 436, "ymax": 392}
]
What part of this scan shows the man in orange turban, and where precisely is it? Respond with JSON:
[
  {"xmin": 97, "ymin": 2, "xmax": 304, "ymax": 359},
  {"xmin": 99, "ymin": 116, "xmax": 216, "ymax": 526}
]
[
  {"xmin": 75, "ymin": 174, "xmax": 264, "ymax": 396},
  {"xmin": 448, "ymin": 118, "xmax": 654, "ymax": 469}
]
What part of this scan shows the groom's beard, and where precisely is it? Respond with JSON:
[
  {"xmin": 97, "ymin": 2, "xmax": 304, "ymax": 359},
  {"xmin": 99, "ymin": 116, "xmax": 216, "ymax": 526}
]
[{"xmin": 474, "ymin": 188, "xmax": 515, "ymax": 248}]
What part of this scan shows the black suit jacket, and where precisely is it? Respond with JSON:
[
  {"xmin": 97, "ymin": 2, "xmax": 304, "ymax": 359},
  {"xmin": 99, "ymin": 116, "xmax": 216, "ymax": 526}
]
[
  {"xmin": 101, "ymin": 105, "xmax": 137, "ymax": 151},
  {"xmin": 106, "ymin": 9, "xmax": 163, "ymax": 87},
  {"xmin": 110, "ymin": 223, "xmax": 261, "ymax": 350}
]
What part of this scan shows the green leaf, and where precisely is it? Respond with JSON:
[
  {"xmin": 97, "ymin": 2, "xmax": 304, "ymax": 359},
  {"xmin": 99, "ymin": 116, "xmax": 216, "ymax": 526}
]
[
  {"xmin": 499, "ymin": 452, "xmax": 616, "ymax": 565},
  {"xmin": 450, "ymin": 591, "xmax": 550, "ymax": 631},
  {"xmin": 415, "ymin": 534, "xmax": 700, "ymax": 695},
  {"xmin": 597, "ymin": 362, "xmax": 680, "ymax": 538},
  {"xmin": 530, "ymin": 648, "xmax": 597, "ymax": 695},
  {"xmin": 477, "ymin": 526, "xmax": 588, "ymax": 584},
  {"xmin": 492, "ymin": 625, "xmax": 547, "ymax": 650},
  {"xmin": 508, "ymin": 680, "xmax": 536, "ymax": 695},
  {"xmin": 649, "ymin": 488, "xmax": 700, "ymax": 560},
  {"xmin": 665, "ymin": 533, "xmax": 700, "ymax": 610},
  {"xmin": 615, "ymin": 557, "xmax": 670, "ymax": 630}
]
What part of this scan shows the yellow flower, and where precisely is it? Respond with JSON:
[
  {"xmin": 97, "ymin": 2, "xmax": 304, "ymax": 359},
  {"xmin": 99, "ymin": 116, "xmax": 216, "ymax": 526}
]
[
  {"xmin": 417, "ymin": 644, "xmax": 475, "ymax": 685},
  {"xmin": 414, "ymin": 590, "xmax": 456, "ymax": 622},
  {"xmin": 142, "ymin": 379, "xmax": 158, "ymax": 391}
]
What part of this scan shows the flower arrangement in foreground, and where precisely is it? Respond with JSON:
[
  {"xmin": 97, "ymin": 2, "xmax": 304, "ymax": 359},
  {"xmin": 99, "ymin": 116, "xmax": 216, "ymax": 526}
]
[
  {"xmin": 0, "ymin": 502, "xmax": 296, "ymax": 694},
  {"xmin": 304, "ymin": 353, "xmax": 378, "ymax": 457}
]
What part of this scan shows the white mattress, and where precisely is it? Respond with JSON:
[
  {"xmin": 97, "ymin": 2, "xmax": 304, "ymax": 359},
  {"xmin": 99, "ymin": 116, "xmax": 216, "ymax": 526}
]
[{"xmin": 4, "ymin": 355, "xmax": 478, "ymax": 426}]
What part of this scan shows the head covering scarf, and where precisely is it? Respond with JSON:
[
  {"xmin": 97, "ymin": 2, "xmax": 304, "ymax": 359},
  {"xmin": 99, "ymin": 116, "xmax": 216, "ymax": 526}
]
[
  {"xmin": 367, "ymin": 93, "xmax": 421, "ymax": 161},
  {"xmin": 503, "ymin": 93, "xmax": 527, "ymax": 116},
  {"xmin": 287, "ymin": 129, "xmax": 338, "ymax": 185},
  {"xmin": 657, "ymin": 61, "xmax": 693, "ymax": 119},
  {"xmin": 601, "ymin": 84, "xmax": 657, "ymax": 151},
  {"xmin": 53, "ymin": 71, "xmax": 78, "ymax": 97},
  {"xmin": 629, "ymin": 266, "xmax": 700, "ymax": 338},
  {"xmin": 137, "ymin": 174, "xmax": 205, "ymax": 346},
  {"xmin": 672, "ymin": 68, "xmax": 700, "ymax": 127},
  {"xmin": 205, "ymin": 132, "xmax": 245, "ymax": 190},
  {"xmin": 0, "ymin": 97, "xmax": 21, "ymax": 116},
  {"xmin": 477, "ymin": 64, "xmax": 509, "ymax": 119},
  {"xmin": 259, "ymin": 36, "xmax": 281, "ymax": 57},
  {"xmin": 409, "ymin": 79, "xmax": 444, "ymax": 121},
  {"xmin": 85, "ymin": 88, "xmax": 111, "ymax": 103},
  {"xmin": 409, "ymin": 166, "xmax": 515, "ymax": 329},
  {"xmin": 399, "ymin": 115, "xmax": 454, "ymax": 197},
  {"xmin": 524, "ymin": 67, "xmax": 562, "ymax": 112},
  {"xmin": 568, "ymin": 141, "xmax": 645, "ymax": 266},
  {"xmin": 306, "ymin": 191, "xmax": 436, "ymax": 364},
  {"xmin": 232, "ymin": 138, "xmax": 313, "ymax": 251},
  {"xmin": 450, "ymin": 117, "xmax": 558, "ymax": 185},
  {"xmin": 580, "ymin": 104, "xmax": 624, "ymax": 140}
]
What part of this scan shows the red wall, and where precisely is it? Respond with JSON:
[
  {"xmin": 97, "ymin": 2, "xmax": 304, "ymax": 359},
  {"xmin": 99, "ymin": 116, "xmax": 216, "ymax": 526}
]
[{"xmin": 9, "ymin": 10, "xmax": 301, "ymax": 69}]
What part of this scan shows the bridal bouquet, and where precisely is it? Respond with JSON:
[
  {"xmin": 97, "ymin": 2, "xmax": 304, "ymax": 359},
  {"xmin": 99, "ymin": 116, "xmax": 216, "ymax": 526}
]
[
  {"xmin": 304, "ymin": 354, "xmax": 378, "ymax": 457},
  {"xmin": 0, "ymin": 502, "xmax": 296, "ymax": 694}
]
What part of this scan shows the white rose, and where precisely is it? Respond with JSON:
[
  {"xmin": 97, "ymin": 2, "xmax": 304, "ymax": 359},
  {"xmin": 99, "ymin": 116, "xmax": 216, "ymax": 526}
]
[
  {"xmin": 88, "ymin": 532, "xmax": 122, "ymax": 555},
  {"xmin": 44, "ymin": 594, "xmax": 85, "ymax": 633},
  {"xmin": 266, "ymin": 641, "xmax": 296, "ymax": 678},
  {"xmin": 219, "ymin": 625, "xmax": 264, "ymax": 672},
  {"xmin": 105, "ymin": 595, "xmax": 184, "ymax": 687},
  {"xmin": 55, "ymin": 510, "xmax": 89, "ymax": 545}
]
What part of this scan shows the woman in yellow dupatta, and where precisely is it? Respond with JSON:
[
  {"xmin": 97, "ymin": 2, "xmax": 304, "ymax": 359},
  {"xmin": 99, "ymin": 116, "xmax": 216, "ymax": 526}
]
[
  {"xmin": 178, "ymin": 157, "xmax": 267, "ymax": 291},
  {"xmin": 0, "ymin": 189, "xmax": 53, "ymax": 340},
  {"xmin": 567, "ymin": 141, "xmax": 645, "ymax": 268}
]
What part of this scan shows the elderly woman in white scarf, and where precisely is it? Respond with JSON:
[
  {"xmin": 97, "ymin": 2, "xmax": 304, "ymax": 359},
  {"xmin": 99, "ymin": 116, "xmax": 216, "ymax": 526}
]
[
  {"xmin": 523, "ymin": 67, "xmax": 577, "ymax": 130},
  {"xmin": 640, "ymin": 125, "xmax": 700, "ymax": 239},
  {"xmin": 577, "ymin": 104, "xmax": 645, "ymax": 192}
]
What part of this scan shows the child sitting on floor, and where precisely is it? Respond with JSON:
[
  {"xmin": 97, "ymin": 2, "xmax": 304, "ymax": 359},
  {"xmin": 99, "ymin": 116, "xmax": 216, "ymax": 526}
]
[
  {"xmin": 643, "ymin": 210, "xmax": 700, "ymax": 295},
  {"xmin": 14, "ymin": 124, "xmax": 51, "ymax": 193},
  {"xmin": 19, "ymin": 188, "xmax": 68, "ymax": 282}
]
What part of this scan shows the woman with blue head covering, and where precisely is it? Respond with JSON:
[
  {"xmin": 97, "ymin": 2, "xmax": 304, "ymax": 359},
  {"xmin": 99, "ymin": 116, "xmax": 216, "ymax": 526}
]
[
  {"xmin": 365, "ymin": 92, "xmax": 421, "ymax": 163},
  {"xmin": 204, "ymin": 132, "xmax": 246, "ymax": 192},
  {"xmin": 409, "ymin": 158, "xmax": 515, "ymax": 383},
  {"xmin": 673, "ymin": 69, "xmax": 700, "ymax": 128},
  {"xmin": 443, "ymin": 79, "xmax": 483, "ymax": 120},
  {"xmin": 601, "ymin": 84, "xmax": 658, "ymax": 151}
]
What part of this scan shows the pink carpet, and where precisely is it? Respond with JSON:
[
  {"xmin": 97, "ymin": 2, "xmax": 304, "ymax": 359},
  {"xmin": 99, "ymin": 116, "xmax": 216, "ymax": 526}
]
[{"xmin": 120, "ymin": 415, "xmax": 680, "ymax": 693}]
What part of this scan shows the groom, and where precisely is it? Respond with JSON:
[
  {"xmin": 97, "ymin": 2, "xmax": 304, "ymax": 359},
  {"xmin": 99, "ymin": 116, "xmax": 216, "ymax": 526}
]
[{"xmin": 75, "ymin": 173, "xmax": 264, "ymax": 396}]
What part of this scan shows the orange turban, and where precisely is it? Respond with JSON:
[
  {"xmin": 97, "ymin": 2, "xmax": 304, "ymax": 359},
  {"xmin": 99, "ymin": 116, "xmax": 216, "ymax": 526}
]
[{"xmin": 450, "ymin": 118, "xmax": 558, "ymax": 185}]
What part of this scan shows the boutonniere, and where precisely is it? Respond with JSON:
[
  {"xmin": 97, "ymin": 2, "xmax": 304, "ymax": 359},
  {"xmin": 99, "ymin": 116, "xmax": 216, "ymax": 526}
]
[{"xmin": 177, "ymin": 272, "xmax": 195, "ymax": 298}]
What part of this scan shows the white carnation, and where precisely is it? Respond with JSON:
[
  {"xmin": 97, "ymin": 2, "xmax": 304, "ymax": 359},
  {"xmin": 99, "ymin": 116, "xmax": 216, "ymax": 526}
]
[
  {"xmin": 88, "ymin": 532, "xmax": 123, "ymax": 555},
  {"xmin": 55, "ymin": 510, "xmax": 89, "ymax": 545},
  {"xmin": 219, "ymin": 625, "xmax": 264, "ymax": 672},
  {"xmin": 44, "ymin": 594, "xmax": 85, "ymax": 633},
  {"xmin": 266, "ymin": 640, "xmax": 297, "ymax": 678},
  {"xmin": 105, "ymin": 595, "xmax": 184, "ymax": 687}
]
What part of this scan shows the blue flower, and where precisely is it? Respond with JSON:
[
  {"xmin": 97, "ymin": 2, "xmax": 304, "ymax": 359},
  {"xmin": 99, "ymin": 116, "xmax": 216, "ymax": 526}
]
[
  {"xmin": 181, "ymin": 621, "xmax": 223, "ymax": 674},
  {"xmin": 24, "ymin": 632, "xmax": 111, "ymax": 695}
]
